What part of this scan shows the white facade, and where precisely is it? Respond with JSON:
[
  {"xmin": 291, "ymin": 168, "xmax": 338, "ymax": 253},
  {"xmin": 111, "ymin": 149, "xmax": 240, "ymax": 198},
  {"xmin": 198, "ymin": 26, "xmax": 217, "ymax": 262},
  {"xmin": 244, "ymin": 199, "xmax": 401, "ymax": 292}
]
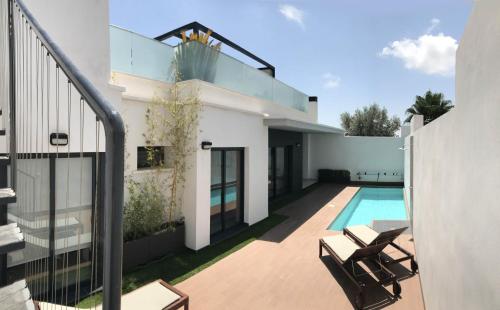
[
  {"xmin": 112, "ymin": 73, "xmax": 291, "ymax": 249},
  {"xmin": 406, "ymin": 0, "xmax": 500, "ymax": 308},
  {"xmin": 20, "ymin": 0, "xmax": 407, "ymax": 254}
]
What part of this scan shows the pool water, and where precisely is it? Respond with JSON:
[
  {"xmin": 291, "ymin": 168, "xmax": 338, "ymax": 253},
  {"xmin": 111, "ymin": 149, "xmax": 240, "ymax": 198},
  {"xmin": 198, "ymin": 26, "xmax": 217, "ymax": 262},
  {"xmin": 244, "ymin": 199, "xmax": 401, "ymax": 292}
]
[
  {"xmin": 211, "ymin": 185, "xmax": 237, "ymax": 207},
  {"xmin": 328, "ymin": 187, "xmax": 407, "ymax": 231}
]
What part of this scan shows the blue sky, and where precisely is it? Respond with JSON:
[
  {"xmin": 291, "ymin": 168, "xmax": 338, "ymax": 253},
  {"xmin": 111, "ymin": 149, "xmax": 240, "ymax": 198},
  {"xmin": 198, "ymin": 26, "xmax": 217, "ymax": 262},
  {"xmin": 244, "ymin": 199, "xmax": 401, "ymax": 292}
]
[{"xmin": 109, "ymin": 0, "xmax": 473, "ymax": 127}]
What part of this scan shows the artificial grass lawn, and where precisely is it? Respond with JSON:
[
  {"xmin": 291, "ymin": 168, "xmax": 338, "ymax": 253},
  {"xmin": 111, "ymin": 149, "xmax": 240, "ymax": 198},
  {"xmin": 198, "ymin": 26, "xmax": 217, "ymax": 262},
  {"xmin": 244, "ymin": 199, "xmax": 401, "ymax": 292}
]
[{"xmin": 77, "ymin": 213, "xmax": 288, "ymax": 308}]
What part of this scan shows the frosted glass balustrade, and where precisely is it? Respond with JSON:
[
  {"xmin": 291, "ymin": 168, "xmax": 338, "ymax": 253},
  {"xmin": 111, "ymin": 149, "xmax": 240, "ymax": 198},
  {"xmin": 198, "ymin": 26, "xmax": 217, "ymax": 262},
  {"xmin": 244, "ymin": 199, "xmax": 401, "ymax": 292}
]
[{"xmin": 110, "ymin": 26, "xmax": 308, "ymax": 111}]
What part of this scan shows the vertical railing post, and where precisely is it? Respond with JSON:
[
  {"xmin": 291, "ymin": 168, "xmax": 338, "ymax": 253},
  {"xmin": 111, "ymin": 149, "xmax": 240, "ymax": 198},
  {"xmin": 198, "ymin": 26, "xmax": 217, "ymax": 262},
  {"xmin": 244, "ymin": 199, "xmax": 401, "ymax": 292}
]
[
  {"xmin": 0, "ymin": 0, "xmax": 16, "ymax": 288},
  {"xmin": 7, "ymin": 0, "xmax": 16, "ymax": 190},
  {"xmin": 102, "ymin": 120, "xmax": 125, "ymax": 310}
]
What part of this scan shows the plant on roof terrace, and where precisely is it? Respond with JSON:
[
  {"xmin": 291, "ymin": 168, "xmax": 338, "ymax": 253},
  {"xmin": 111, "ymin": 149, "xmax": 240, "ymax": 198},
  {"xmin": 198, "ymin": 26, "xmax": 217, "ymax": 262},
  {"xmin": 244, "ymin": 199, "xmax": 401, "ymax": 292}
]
[{"xmin": 174, "ymin": 29, "xmax": 221, "ymax": 83}]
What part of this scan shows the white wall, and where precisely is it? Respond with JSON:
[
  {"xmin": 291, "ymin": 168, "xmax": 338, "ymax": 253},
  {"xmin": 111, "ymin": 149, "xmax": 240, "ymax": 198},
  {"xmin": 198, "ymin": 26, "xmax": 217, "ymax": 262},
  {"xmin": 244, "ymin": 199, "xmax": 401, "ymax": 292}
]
[
  {"xmin": 307, "ymin": 134, "xmax": 404, "ymax": 183},
  {"xmin": 114, "ymin": 74, "xmax": 269, "ymax": 250},
  {"xmin": 410, "ymin": 0, "xmax": 500, "ymax": 308},
  {"xmin": 0, "ymin": 0, "xmax": 124, "ymax": 155},
  {"xmin": 184, "ymin": 105, "xmax": 268, "ymax": 250},
  {"xmin": 23, "ymin": 0, "xmax": 112, "ymax": 96}
]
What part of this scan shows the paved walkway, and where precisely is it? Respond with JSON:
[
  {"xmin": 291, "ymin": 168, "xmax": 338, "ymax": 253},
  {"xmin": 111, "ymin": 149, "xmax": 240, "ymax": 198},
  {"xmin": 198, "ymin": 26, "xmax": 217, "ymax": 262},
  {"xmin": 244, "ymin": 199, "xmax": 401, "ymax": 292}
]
[{"xmin": 176, "ymin": 184, "xmax": 425, "ymax": 310}]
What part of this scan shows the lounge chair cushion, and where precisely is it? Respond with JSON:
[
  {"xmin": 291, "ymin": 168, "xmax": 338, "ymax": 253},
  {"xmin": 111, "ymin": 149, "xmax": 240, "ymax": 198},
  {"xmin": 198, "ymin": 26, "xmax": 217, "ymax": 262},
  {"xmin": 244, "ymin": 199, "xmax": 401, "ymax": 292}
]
[
  {"xmin": 345, "ymin": 225, "xmax": 379, "ymax": 245},
  {"xmin": 322, "ymin": 235, "xmax": 360, "ymax": 262},
  {"xmin": 121, "ymin": 281, "xmax": 180, "ymax": 310}
]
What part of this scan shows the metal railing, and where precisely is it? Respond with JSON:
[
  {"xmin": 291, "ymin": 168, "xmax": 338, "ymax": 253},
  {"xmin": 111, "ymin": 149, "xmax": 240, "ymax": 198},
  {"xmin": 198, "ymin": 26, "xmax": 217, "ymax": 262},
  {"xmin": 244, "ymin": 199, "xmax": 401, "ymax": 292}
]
[{"xmin": 2, "ymin": 0, "xmax": 125, "ymax": 308}]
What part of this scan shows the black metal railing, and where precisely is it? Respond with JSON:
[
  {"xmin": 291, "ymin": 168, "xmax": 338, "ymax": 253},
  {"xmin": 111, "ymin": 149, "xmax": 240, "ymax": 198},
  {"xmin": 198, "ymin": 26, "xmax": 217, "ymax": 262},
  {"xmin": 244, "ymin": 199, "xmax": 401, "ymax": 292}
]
[{"xmin": 1, "ymin": 0, "xmax": 125, "ymax": 308}]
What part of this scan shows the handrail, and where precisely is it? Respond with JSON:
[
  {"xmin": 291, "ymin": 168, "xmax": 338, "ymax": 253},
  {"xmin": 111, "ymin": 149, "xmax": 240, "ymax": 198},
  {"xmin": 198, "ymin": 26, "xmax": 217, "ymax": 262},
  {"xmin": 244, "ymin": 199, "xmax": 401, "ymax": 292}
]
[{"xmin": 9, "ymin": 0, "xmax": 125, "ymax": 308}]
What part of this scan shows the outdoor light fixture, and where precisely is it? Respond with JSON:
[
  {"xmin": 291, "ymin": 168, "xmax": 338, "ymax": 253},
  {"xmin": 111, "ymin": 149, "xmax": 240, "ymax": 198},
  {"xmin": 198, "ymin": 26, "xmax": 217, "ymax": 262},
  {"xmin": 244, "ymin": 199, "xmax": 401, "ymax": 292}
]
[
  {"xmin": 50, "ymin": 133, "xmax": 69, "ymax": 146},
  {"xmin": 201, "ymin": 141, "xmax": 212, "ymax": 150},
  {"xmin": 296, "ymin": 143, "xmax": 301, "ymax": 148}
]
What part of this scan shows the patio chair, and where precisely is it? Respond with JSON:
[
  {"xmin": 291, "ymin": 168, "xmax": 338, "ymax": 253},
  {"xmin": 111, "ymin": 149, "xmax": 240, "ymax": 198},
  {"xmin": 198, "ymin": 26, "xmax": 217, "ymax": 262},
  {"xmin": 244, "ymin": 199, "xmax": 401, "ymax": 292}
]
[
  {"xmin": 343, "ymin": 225, "xmax": 418, "ymax": 274},
  {"xmin": 121, "ymin": 280, "xmax": 189, "ymax": 310},
  {"xmin": 319, "ymin": 235, "xmax": 401, "ymax": 310}
]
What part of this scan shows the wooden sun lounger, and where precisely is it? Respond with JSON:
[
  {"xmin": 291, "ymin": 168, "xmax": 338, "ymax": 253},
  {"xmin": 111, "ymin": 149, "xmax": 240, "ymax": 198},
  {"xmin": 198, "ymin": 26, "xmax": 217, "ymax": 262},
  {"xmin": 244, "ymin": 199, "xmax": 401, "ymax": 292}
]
[
  {"xmin": 343, "ymin": 225, "xmax": 418, "ymax": 274},
  {"xmin": 319, "ymin": 235, "xmax": 401, "ymax": 310},
  {"xmin": 121, "ymin": 279, "xmax": 189, "ymax": 310}
]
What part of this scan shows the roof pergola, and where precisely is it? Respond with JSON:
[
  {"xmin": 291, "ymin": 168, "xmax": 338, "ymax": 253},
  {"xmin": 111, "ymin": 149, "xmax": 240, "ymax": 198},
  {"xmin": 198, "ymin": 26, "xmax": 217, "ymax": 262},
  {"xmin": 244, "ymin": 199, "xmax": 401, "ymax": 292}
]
[{"xmin": 154, "ymin": 21, "xmax": 276, "ymax": 77}]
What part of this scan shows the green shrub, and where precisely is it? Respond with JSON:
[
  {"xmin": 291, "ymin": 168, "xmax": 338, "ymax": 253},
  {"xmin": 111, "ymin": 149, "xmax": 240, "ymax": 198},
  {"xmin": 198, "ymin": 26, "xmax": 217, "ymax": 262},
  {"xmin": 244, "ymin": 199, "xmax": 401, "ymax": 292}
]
[{"xmin": 123, "ymin": 177, "xmax": 165, "ymax": 242}]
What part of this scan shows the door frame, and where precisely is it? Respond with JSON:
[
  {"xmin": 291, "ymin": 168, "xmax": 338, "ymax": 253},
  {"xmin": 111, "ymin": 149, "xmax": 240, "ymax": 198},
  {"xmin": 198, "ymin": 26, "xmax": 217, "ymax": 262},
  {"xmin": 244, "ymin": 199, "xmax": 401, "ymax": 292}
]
[
  {"xmin": 268, "ymin": 145, "xmax": 292, "ymax": 200},
  {"xmin": 210, "ymin": 148, "xmax": 245, "ymax": 235}
]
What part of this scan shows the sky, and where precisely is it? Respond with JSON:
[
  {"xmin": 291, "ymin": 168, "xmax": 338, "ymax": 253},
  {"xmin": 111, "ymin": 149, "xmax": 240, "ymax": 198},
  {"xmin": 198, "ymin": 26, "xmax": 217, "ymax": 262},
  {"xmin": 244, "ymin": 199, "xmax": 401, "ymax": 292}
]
[{"xmin": 109, "ymin": 0, "xmax": 473, "ymax": 127}]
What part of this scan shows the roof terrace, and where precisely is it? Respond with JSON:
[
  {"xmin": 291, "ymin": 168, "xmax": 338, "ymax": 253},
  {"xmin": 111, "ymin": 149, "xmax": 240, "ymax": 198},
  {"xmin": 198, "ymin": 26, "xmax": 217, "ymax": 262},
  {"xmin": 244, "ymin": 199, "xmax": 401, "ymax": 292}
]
[{"xmin": 109, "ymin": 24, "xmax": 309, "ymax": 112}]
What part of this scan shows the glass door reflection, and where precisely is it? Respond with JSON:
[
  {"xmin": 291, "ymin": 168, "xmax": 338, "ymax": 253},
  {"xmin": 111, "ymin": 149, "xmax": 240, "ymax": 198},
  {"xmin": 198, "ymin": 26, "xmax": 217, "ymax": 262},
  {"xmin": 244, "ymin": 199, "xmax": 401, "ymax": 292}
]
[{"xmin": 210, "ymin": 149, "xmax": 244, "ymax": 236}]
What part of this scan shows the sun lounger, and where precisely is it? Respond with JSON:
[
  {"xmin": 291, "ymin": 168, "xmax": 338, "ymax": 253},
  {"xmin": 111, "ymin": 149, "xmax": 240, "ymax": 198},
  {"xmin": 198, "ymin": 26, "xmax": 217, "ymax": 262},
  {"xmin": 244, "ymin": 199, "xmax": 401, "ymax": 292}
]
[
  {"xmin": 319, "ymin": 235, "xmax": 401, "ymax": 310},
  {"xmin": 121, "ymin": 280, "xmax": 189, "ymax": 310},
  {"xmin": 343, "ymin": 225, "xmax": 418, "ymax": 273}
]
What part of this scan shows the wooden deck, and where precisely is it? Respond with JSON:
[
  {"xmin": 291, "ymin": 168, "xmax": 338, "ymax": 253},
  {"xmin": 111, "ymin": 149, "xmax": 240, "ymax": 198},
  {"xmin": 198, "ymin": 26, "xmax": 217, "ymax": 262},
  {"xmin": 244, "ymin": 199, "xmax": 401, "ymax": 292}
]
[{"xmin": 176, "ymin": 184, "xmax": 425, "ymax": 310}]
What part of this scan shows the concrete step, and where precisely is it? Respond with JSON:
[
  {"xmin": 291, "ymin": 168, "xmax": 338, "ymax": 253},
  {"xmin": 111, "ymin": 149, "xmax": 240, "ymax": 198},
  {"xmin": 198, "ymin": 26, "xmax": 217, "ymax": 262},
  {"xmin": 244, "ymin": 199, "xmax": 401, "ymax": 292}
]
[
  {"xmin": 0, "ymin": 187, "xmax": 16, "ymax": 204},
  {"xmin": 0, "ymin": 280, "xmax": 37, "ymax": 310},
  {"xmin": 0, "ymin": 223, "xmax": 25, "ymax": 254}
]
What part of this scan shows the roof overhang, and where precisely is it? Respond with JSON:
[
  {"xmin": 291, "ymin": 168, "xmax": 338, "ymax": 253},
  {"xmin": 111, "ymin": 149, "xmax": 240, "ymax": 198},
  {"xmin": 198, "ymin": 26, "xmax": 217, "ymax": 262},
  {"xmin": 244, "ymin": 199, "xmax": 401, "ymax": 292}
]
[{"xmin": 264, "ymin": 118, "xmax": 345, "ymax": 134}]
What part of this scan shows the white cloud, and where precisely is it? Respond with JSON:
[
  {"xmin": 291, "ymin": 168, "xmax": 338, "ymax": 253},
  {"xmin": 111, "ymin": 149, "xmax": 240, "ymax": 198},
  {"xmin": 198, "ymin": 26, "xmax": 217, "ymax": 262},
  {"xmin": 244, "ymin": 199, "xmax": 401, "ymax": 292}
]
[
  {"xmin": 279, "ymin": 4, "xmax": 304, "ymax": 28},
  {"xmin": 380, "ymin": 33, "xmax": 458, "ymax": 76},
  {"xmin": 322, "ymin": 73, "xmax": 341, "ymax": 89},
  {"xmin": 426, "ymin": 18, "xmax": 441, "ymax": 33}
]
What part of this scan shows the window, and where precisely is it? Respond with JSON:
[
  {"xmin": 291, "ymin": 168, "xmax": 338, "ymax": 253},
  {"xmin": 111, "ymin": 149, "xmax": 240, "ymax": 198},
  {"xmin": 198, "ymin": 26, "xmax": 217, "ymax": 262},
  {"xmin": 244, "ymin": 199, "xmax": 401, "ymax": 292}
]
[{"xmin": 137, "ymin": 146, "xmax": 165, "ymax": 169}]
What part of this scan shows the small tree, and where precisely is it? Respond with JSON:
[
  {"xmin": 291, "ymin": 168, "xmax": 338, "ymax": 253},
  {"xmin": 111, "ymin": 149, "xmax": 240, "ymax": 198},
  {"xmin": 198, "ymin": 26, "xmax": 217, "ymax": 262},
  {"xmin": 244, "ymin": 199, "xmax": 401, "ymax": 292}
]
[
  {"xmin": 405, "ymin": 90, "xmax": 453, "ymax": 124},
  {"xmin": 340, "ymin": 103, "xmax": 401, "ymax": 136},
  {"xmin": 145, "ymin": 81, "xmax": 201, "ymax": 229}
]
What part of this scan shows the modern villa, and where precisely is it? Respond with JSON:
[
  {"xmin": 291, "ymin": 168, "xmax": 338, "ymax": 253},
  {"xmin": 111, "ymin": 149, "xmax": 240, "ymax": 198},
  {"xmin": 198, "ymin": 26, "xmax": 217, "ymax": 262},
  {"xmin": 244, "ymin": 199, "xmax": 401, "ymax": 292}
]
[
  {"xmin": 109, "ymin": 22, "xmax": 405, "ymax": 250},
  {"xmin": 0, "ymin": 0, "xmax": 499, "ymax": 309}
]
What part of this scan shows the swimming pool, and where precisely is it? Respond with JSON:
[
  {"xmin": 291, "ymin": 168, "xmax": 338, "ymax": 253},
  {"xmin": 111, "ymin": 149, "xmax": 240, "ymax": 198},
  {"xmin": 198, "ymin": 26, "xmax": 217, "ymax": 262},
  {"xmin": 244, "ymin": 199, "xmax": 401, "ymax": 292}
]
[{"xmin": 328, "ymin": 187, "xmax": 407, "ymax": 231}]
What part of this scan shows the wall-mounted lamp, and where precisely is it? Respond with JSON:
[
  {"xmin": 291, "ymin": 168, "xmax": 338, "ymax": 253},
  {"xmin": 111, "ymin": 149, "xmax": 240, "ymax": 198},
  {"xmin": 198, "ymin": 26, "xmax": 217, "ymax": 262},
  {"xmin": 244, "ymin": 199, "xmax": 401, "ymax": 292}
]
[
  {"xmin": 201, "ymin": 141, "xmax": 212, "ymax": 150},
  {"xmin": 296, "ymin": 143, "xmax": 302, "ymax": 148},
  {"xmin": 50, "ymin": 133, "xmax": 68, "ymax": 146}
]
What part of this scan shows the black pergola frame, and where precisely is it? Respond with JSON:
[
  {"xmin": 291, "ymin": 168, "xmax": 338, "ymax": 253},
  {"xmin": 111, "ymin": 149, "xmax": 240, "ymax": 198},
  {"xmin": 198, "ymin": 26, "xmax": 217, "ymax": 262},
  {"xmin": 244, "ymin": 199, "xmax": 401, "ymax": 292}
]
[{"xmin": 154, "ymin": 21, "xmax": 276, "ymax": 77}]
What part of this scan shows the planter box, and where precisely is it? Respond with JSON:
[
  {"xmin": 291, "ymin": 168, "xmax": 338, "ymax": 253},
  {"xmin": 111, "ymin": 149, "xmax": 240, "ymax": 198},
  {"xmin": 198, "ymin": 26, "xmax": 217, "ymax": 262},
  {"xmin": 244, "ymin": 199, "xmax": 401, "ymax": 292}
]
[{"xmin": 123, "ymin": 224, "xmax": 185, "ymax": 272}]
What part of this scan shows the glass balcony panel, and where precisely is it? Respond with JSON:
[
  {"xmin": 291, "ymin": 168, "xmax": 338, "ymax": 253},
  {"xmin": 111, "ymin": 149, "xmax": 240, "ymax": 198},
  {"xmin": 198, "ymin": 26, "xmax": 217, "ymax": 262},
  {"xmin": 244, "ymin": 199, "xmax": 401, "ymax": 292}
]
[
  {"xmin": 110, "ymin": 26, "xmax": 133, "ymax": 74},
  {"xmin": 110, "ymin": 26, "xmax": 308, "ymax": 112},
  {"xmin": 131, "ymin": 33, "xmax": 174, "ymax": 82}
]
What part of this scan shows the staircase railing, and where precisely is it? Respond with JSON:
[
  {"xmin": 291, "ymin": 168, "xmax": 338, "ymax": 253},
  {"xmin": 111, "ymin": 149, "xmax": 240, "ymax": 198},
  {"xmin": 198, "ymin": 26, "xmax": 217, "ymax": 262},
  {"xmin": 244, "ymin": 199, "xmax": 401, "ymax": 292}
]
[{"xmin": 2, "ymin": 0, "xmax": 125, "ymax": 308}]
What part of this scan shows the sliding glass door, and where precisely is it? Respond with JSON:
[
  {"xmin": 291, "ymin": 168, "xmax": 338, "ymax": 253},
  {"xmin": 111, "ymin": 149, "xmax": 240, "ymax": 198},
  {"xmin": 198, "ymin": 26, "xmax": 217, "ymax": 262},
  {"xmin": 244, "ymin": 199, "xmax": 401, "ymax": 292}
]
[
  {"xmin": 210, "ymin": 149, "xmax": 244, "ymax": 236},
  {"xmin": 268, "ymin": 146, "xmax": 292, "ymax": 199}
]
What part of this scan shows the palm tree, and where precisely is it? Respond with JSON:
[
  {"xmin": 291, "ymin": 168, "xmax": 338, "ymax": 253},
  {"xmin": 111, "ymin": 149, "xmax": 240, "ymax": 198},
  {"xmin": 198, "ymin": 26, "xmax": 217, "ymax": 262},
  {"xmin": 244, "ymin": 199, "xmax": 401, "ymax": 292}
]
[{"xmin": 405, "ymin": 91, "xmax": 454, "ymax": 124}]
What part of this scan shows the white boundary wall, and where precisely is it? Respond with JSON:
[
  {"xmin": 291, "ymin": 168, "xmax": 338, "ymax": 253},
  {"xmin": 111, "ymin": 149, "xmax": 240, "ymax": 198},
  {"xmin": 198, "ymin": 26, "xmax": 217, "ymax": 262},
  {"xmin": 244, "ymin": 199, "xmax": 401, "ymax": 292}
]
[
  {"xmin": 306, "ymin": 134, "xmax": 404, "ymax": 183},
  {"xmin": 409, "ymin": 0, "xmax": 500, "ymax": 308}
]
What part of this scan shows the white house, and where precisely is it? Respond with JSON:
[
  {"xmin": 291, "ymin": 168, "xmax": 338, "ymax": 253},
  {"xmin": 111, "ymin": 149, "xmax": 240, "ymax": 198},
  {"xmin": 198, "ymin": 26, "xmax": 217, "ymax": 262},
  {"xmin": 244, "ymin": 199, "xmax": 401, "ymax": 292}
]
[{"xmin": 9, "ymin": 1, "xmax": 405, "ymax": 254}]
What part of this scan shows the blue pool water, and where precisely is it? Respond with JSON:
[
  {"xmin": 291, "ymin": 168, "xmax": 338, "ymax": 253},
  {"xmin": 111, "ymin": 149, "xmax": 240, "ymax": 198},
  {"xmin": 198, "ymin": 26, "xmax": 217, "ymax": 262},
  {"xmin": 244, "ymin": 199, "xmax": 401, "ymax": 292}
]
[
  {"xmin": 211, "ymin": 185, "xmax": 237, "ymax": 207},
  {"xmin": 328, "ymin": 187, "xmax": 407, "ymax": 231}
]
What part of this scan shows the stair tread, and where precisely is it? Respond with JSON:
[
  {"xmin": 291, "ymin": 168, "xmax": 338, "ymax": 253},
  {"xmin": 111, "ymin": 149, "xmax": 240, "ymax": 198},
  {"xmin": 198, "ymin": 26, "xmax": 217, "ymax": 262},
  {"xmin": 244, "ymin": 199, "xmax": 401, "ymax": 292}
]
[
  {"xmin": 0, "ymin": 187, "xmax": 16, "ymax": 204},
  {"xmin": 9, "ymin": 213, "xmax": 81, "ymax": 230},
  {"xmin": 0, "ymin": 280, "xmax": 35, "ymax": 310},
  {"xmin": 0, "ymin": 279, "xmax": 27, "ymax": 296},
  {"xmin": 0, "ymin": 155, "xmax": 9, "ymax": 165},
  {"xmin": 0, "ymin": 223, "xmax": 24, "ymax": 254},
  {"xmin": 0, "ymin": 223, "xmax": 20, "ymax": 234}
]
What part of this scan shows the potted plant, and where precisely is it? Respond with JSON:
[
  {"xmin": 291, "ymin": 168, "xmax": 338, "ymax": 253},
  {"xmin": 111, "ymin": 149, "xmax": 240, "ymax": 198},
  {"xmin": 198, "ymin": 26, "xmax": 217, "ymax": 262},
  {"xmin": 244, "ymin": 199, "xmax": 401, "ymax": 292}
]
[
  {"xmin": 174, "ymin": 29, "xmax": 221, "ymax": 82},
  {"xmin": 122, "ymin": 176, "xmax": 186, "ymax": 272}
]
